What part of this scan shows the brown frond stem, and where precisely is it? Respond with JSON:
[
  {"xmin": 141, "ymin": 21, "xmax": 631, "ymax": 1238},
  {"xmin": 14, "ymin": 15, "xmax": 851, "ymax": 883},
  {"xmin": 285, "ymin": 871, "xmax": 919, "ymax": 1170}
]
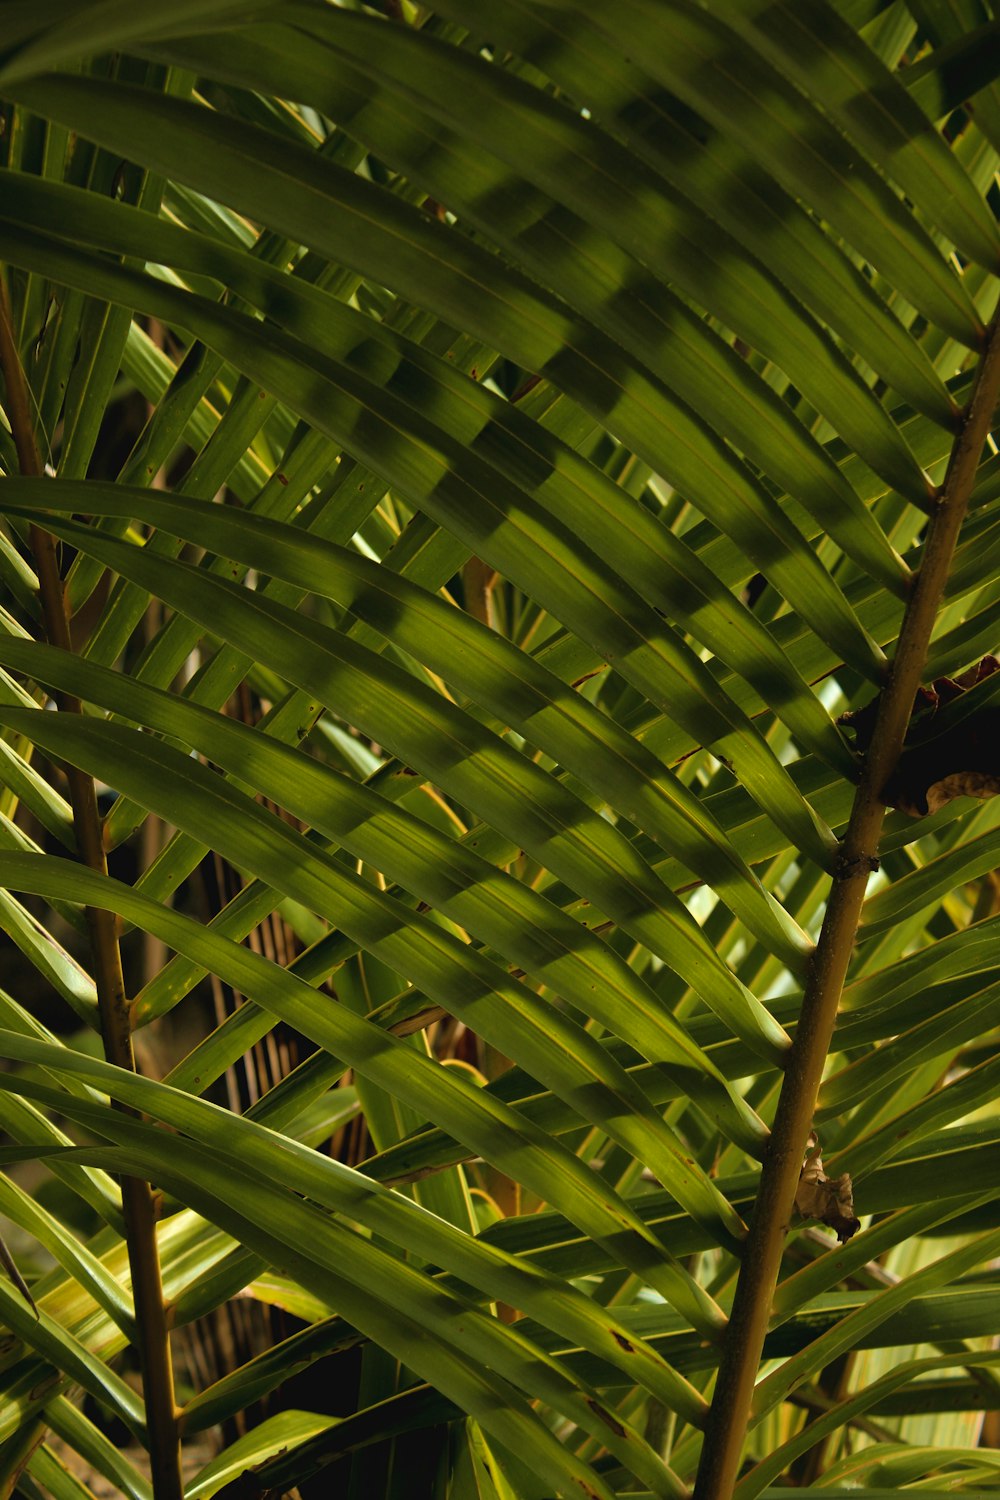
[
  {"xmin": 693, "ymin": 293, "xmax": 1000, "ymax": 1500},
  {"xmin": 0, "ymin": 270, "xmax": 183, "ymax": 1500}
]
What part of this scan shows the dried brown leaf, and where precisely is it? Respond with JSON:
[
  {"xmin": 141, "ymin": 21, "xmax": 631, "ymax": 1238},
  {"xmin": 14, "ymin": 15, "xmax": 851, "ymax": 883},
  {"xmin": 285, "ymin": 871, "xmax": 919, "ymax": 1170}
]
[
  {"xmin": 840, "ymin": 654, "xmax": 1000, "ymax": 817},
  {"xmin": 794, "ymin": 1134, "xmax": 860, "ymax": 1244}
]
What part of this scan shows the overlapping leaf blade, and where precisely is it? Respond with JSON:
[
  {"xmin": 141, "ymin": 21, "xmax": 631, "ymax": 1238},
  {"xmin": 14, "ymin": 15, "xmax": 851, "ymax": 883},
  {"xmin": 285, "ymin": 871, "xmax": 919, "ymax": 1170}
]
[{"xmin": 0, "ymin": 2, "xmax": 996, "ymax": 1494}]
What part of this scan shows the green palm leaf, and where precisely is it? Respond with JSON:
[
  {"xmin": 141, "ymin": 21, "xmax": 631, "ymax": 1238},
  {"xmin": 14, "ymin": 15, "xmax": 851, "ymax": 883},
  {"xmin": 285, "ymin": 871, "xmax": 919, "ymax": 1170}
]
[{"xmin": 0, "ymin": 3, "xmax": 998, "ymax": 1495}]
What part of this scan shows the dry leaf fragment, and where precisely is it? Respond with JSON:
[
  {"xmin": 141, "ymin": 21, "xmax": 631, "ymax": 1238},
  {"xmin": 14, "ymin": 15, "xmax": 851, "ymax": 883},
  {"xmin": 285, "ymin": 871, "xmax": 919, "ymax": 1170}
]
[
  {"xmin": 839, "ymin": 654, "xmax": 1000, "ymax": 817},
  {"xmin": 794, "ymin": 1134, "xmax": 860, "ymax": 1244},
  {"xmin": 924, "ymin": 769, "xmax": 1000, "ymax": 814}
]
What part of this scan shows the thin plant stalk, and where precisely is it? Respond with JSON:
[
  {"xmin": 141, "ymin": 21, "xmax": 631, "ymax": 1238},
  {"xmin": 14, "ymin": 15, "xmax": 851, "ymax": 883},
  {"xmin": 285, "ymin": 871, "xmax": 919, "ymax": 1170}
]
[
  {"xmin": 0, "ymin": 269, "xmax": 183, "ymax": 1500},
  {"xmin": 693, "ymin": 296, "xmax": 1000, "ymax": 1500}
]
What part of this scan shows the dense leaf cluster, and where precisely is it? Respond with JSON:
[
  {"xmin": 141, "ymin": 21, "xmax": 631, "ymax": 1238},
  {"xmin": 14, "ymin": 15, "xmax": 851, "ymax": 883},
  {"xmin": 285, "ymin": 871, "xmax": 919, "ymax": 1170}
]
[{"xmin": 0, "ymin": 3, "xmax": 998, "ymax": 1497}]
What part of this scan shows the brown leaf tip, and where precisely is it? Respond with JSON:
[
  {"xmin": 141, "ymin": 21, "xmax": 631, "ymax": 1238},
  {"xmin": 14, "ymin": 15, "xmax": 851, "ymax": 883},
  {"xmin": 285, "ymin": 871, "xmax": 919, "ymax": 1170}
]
[
  {"xmin": 840, "ymin": 654, "xmax": 1000, "ymax": 817},
  {"xmin": 794, "ymin": 1134, "xmax": 861, "ymax": 1244}
]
